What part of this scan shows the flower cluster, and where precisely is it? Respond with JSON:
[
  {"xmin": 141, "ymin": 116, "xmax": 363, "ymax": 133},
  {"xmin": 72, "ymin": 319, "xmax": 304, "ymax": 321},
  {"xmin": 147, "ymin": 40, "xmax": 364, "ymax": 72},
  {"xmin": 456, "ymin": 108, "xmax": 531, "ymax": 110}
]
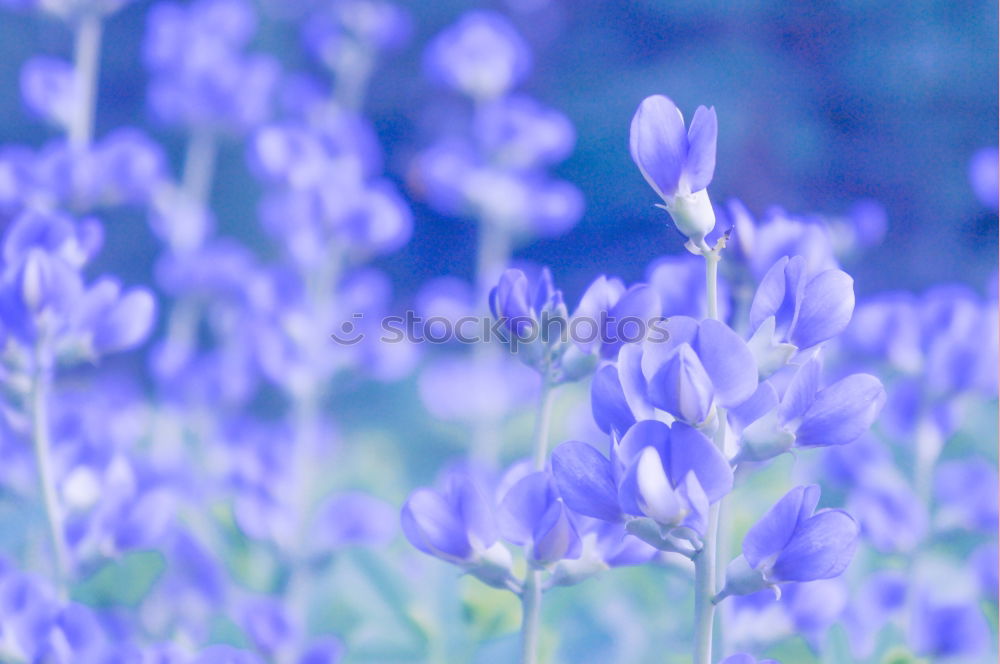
[{"xmin": 0, "ymin": 2, "xmax": 995, "ymax": 663}]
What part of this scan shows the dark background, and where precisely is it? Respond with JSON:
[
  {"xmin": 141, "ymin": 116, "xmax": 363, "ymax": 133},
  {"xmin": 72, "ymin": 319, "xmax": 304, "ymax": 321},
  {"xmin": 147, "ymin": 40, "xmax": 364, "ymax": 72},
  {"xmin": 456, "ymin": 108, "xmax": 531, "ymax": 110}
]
[{"xmin": 0, "ymin": 0, "xmax": 996, "ymax": 303}]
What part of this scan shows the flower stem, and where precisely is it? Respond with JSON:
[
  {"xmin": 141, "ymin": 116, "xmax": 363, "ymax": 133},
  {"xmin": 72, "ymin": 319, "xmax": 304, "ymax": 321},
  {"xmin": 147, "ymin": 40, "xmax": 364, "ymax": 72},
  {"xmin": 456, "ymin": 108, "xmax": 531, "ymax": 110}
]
[
  {"xmin": 692, "ymin": 512, "xmax": 718, "ymax": 664},
  {"xmin": 69, "ymin": 13, "xmax": 102, "ymax": 150},
  {"xmin": 519, "ymin": 376, "xmax": 555, "ymax": 663},
  {"xmin": 181, "ymin": 129, "xmax": 218, "ymax": 207},
  {"xmin": 30, "ymin": 356, "xmax": 69, "ymax": 589},
  {"xmin": 471, "ymin": 221, "xmax": 512, "ymax": 463},
  {"xmin": 520, "ymin": 569, "xmax": 543, "ymax": 664},
  {"xmin": 704, "ymin": 250, "xmax": 721, "ymax": 321},
  {"xmin": 693, "ymin": 245, "xmax": 724, "ymax": 664},
  {"xmin": 531, "ymin": 378, "xmax": 555, "ymax": 470}
]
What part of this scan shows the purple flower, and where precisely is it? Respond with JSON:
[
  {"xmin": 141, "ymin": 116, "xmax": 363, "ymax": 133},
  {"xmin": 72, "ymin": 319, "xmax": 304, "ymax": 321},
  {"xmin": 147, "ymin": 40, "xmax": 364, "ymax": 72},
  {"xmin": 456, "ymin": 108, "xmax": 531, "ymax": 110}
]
[
  {"xmin": 841, "ymin": 571, "xmax": 908, "ymax": 659},
  {"xmin": 75, "ymin": 277, "xmax": 157, "ymax": 356},
  {"xmin": 311, "ymin": 491, "xmax": 397, "ymax": 550},
  {"xmin": 241, "ymin": 597, "xmax": 295, "ymax": 657},
  {"xmin": 593, "ymin": 316, "xmax": 757, "ymax": 431},
  {"xmin": 490, "ymin": 267, "xmax": 659, "ymax": 380},
  {"xmin": 401, "ymin": 468, "xmax": 515, "ymax": 588},
  {"xmin": 6, "ymin": 0, "xmax": 135, "ymax": 17},
  {"xmin": 720, "ymin": 654, "xmax": 780, "ymax": 664},
  {"xmin": 746, "ymin": 255, "xmax": 855, "ymax": 374},
  {"xmin": 303, "ymin": 1, "xmax": 412, "ymax": 66},
  {"xmin": 552, "ymin": 419, "xmax": 732, "ymax": 547},
  {"xmin": 20, "ymin": 56, "xmax": 76, "ymax": 128},
  {"xmin": 730, "ymin": 358, "xmax": 886, "ymax": 462},
  {"xmin": 721, "ymin": 485, "xmax": 858, "ymax": 597},
  {"xmin": 473, "ymin": 94, "xmax": 575, "ymax": 170},
  {"xmin": 970, "ymin": 542, "xmax": 998, "ymax": 601},
  {"xmin": 846, "ymin": 467, "xmax": 927, "ymax": 554},
  {"xmin": 909, "ymin": 592, "xmax": 991, "ymax": 660},
  {"xmin": 572, "ymin": 274, "xmax": 660, "ymax": 360},
  {"xmin": 546, "ymin": 515, "xmax": 657, "ymax": 587},
  {"xmin": 144, "ymin": 0, "xmax": 278, "ymax": 132},
  {"xmin": 722, "ymin": 202, "xmax": 840, "ymax": 281},
  {"xmin": 424, "ymin": 10, "xmax": 532, "ymax": 100},
  {"xmin": 192, "ymin": 645, "xmax": 265, "ymax": 664},
  {"xmin": 497, "ymin": 470, "xmax": 582, "ymax": 565},
  {"xmin": 969, "ymin": 146, "xmax": 998, "ymax": 210},
  {"xmin": 935, "ymin": 459, "xmax": 998, "ymax": 533},
  {"xmin": 629, "ymin": 95, "xmax": 718, "ymax": 252},
  {"xmin": 95, "ymin": 128, "xmax": 169, "ymax": 205}
]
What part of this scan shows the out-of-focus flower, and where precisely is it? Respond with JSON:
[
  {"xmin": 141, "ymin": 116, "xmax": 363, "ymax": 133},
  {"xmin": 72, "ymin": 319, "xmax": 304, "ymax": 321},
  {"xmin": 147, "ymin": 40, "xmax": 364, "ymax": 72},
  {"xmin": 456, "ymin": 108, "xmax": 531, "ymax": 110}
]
[
  {"xmin": 720, "ymin": 485, "xmax": 858, "ymax": 598},
  {"xmin": 969, "ymin": 147, "xmax": 999, "ymax": 210},
  {"xmin": 144, "ymin": 0, "xmax": 279, "ymax": 132},
  {"xmin": 2, "ymin": 0, "xmax": 136, "ymax": 18},
  {"xmin": 934, "ymin": 459, "xmax": 998, "ymax": 533},
  {"xmin": 424, "ymin": 10, "xmax": 532, "ymax": 100},
  {"xmin": 746, "ymin": 255, "xmax": 854, "ymax": 376},
  {"xmin": 311, "ymin": 491, "xmax": 397, "ymax": 550},
  {"xmin": 302, "ymin": 0, "xmax": 412, "ymax": 76},
  {"xmin": 841, "ymin": 571, "xmax": 908, "ymax": 659},
  {"xmin": 909, "ymin": 592, "xmax": 991, "ymax": 661},
  {"xmin": 722, "ymin": 201, "xmax": 840, "ymax": 281},
  {"xmin": 20, "ymin": 56, "xmax": 76, "ymax": 128},
  {"xmin": 846, "ymin": 468, "xmax": 927, "ymax": 554},
  {"xmin": 401, "ymin": 467, "xmax": 516, "ymax": 588},
  {"xmin": 719, "ymin": 654, "xmax": 780, "ymax": 664},
  {"xmin": 474, "ymin": 94, "xmax": 575, "ymax": 170},
  {"xmin": 629, "ymin": 95, "xmax": 718, "ymax": 252}
]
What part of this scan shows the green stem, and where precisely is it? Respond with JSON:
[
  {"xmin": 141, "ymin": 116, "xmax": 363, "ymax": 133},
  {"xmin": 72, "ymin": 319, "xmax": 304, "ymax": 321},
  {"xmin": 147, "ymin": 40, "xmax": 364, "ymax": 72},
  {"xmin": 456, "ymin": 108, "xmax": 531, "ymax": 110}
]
[
  {"xmin": 692, "ymin": 510, "xmax": 717, "ymax": 664},
  {"xmin": 519, "ymin": 376, "xmax": 556, "ymax": 663},
  {"xmin": 181, "ymin": 129, "xmax": 217, "ymax": 207},
  {"xmin": 520, "ymin": 570, "xmax": 543, "ymax": 664},
  {"xmin": 69, "ymin": 13, "xmax": 102, "ymax": 150},
  {"xmin": 693, "ymin": 245, "xmax": 724, "ymax": 664},
  {"xmin": 704, "ymin": 250, "xmax": 720, "ymax": 321},
  {"xmin": 531, "ymin": 379, "xmax": 555, "ymax": 470},
  {"xmin": 30, "ymin": 355, "xmax": 69, "ymax": 589},
  {"xmin": 471, "ymin": 221, "xmax": 512, "ymax": 463},
  {"xmin": 332, "ymin": 42, "xmax": 375, "ymax": 112}
]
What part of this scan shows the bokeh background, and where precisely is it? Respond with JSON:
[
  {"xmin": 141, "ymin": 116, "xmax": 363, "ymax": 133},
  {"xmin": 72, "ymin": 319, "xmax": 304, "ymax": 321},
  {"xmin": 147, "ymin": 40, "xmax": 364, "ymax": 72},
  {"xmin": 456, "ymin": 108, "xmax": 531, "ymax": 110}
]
[
  {"xmin": 0, "ymin": 0, "xmax": 996, "ymax": 301},
  {"xmin": 0, "ymin": 1, "xmax": 996, "ymax": 663}
]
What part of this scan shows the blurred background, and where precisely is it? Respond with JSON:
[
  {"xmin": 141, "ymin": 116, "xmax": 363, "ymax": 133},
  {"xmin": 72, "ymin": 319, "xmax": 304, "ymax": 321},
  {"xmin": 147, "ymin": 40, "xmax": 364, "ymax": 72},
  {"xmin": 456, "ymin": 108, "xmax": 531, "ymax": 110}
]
[
  {"xmin": 0, "ymin": 0, "xmax": 996, "ymax": 302},
  {"xmin": 0, "ymin": 1, "xmax": 995, "ymax": 663}
]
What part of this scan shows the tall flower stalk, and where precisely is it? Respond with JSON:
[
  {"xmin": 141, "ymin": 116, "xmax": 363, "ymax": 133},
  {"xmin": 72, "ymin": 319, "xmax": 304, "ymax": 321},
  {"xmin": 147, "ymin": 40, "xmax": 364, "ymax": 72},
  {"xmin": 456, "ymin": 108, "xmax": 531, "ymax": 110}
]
[
  {"xmin": 519, "ymin": 375, "xmax": 554, "ymax": 663},
  {"xmin": 693, "ymin": 241, "xmax": 725, "ymax": 664},
  {"xmin": 29, "ymin": 347, "xmax": 68, "ymax": 590},
  {"xmin": 69, "ymin": 11, "xmax": 102, "ymax": 149}
]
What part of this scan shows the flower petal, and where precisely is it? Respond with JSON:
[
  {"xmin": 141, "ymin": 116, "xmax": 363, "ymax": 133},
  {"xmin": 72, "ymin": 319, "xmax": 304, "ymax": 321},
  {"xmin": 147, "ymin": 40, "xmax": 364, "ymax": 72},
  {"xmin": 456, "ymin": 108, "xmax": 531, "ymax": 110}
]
[
  {"xmin": 695, "ymin": 319, "xmax": 759, "ymax": 407},
  {"xmin": 795, "ymin": 373, "xmax": 886, "ymax": 447},
  {"xmin": 590, "ymin": 365, "xmax": 636, "ymax": 436},
  {"xmin": 791, "ymin": 268, "xmax": 855, "ymax": 349},
  {"xmin": 664, "ymin": 422, "xmax": 733, "ymax": 503},
  {"xmin": 551, "ymin": 441, "xmax": 621, "ymax": 522},
  {"xmin": 743, "ymin": 484, "xmax": 820, "ymax": 569},
  {"xmin": 629, "ymin": 95, "xmax": 687, "ymax": 200},
  {"xmin": 683, "ymin": 105, "xmax": 718, "ymax": 193},
  {"xmin": 770, "ymin": 509, "xmax": 859, "ymax": 582}
]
